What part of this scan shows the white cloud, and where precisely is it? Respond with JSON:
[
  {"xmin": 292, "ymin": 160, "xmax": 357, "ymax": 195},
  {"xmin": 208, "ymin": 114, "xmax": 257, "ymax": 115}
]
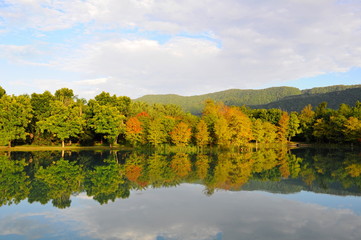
[{"xmin": 1, "ymin": 0, "xmax": 361, "ymax": 97}]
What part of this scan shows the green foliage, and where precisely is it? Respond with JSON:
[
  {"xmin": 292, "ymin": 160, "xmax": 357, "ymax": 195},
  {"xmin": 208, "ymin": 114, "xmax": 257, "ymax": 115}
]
[
  {"xmin": 146, "ymin": 117, "xmax": 168, "ymax": 146},
  {"xmin": 0, "ymin": 86, "xmax": 6, "ymax": 98},
  {"xmin": 84, "ymin": 159, "xmax": 127, "ymax": 204},
  {"xmin": 259, "ymin": 86, "xmax": 361, "ymax": 112},
  {"xmin": 136, "ymin": 87, "xmax": 301, "ymax": 114},
  {"xmin": 94, "ymin": 91, "xmax": 131, "ymax": 116},
  {"xmin": 88, "ymin": 102, "xmax": 125, "ymax": 146},
  {"xmin": 35, "ymin": 159, "xmax": 83, "ymax": 208},
  {"xmin": 0, "ymin": 85, "xmax": 359, "ymax": 147},
  {"xmin": 0, "ymin": 95, "xmax": 33, "ymax": 146},
  {"xmin": 55, "ymin": 88, "xmax": 75, "ymax": 105},
  {"xmin": 38, "ymin": 101, "xmax": 85, "ymax": 147},
  {"xmin": 0, "ymin": 156, "xmax": 29, "ymax": 206}
]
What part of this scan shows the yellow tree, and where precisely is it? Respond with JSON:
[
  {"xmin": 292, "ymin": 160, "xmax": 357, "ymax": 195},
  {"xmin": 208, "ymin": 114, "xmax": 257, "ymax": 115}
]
[
  {"xmin": 170, "ymin": 122, "xmax": 192, "ymax": 146},
  {"xmin": 263, "ymin": 121, "xmax": 278, "ymax": 143},
  {"xmin": 252, "ymin": 118, "xmax": 266, "ymax": 145},
  {"xmin": 214, "ymin": 116, "xmax": 231, "ymax": 147},
  {"xmin": 343, "ymin": 117, "xmax": 361, "ymax": 142},
  {"xmin": 202, "ymin": 99, "xmax": 225, "ymax": 144},
  {"xmin": 224, "ymin": 107, "xmax": 253, "ymax": 147},
  {"xmin": 277, "ymin": 112, "xmax": 290, "ymax": 143},
  {"xmin": 195, "ymin": 119, "xmax": 210, "ymax": 147}
]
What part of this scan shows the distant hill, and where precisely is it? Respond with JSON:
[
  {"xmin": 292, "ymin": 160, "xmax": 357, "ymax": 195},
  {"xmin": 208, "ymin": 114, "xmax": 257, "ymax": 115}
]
[
  {"xmin": 135, "ymin": 84, "xmax": 361, "ymax": 114},
  {"xmin": 254, "ymin": 86, "xmax": 361, "ymax": 112},
  {"xmin": 136, "ymin": 86, "xmax": 302, "ymax": 114}
]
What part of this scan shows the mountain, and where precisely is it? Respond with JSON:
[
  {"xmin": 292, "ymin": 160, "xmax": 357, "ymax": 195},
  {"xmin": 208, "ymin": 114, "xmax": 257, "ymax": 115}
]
[
  {"xmin": 136, "ymin": 86, "xmax": 302, "ymax": 114},
  {"xmin": 255, "ymin": 87, "xmax": 361, "ymax": 112},
  {"xmin": 135, "ymin": 84, "xmax": 361, "ymax": 114}
]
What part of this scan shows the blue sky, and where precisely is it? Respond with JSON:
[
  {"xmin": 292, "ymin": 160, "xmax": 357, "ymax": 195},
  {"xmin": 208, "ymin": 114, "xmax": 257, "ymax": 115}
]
[{"xmin": 1, "ymin": 0, "xmax": 361, "ymax": 99}]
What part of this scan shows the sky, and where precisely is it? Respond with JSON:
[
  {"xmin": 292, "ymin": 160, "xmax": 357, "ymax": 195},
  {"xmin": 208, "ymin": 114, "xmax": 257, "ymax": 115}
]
[{"xmin": 0, "ymin": 0, "xmax": 361, "ymax": 99}]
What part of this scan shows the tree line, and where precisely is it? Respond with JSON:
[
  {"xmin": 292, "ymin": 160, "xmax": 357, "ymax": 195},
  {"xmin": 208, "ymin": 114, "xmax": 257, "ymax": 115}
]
[{"xmin": 0, "ymin": 86, "xmax": 360, "ymax": 148}]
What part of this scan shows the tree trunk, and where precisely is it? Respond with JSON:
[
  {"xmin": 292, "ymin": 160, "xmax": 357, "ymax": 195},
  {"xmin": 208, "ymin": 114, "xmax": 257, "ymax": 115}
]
[
  {"xmin": 8, "ymin": 140, "xmax": 11, "ymax": 148},
  {"xmin": 62, "ymin": 140, "xmax": 65, "ymax": 148}
]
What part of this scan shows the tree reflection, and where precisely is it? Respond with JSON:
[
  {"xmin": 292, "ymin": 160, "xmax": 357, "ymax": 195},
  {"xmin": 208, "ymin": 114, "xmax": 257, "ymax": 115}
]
[
  {"xmin": 1, "ymin": 148, "xmax": 361, "ymax": 208},
  {"xmin": 0, "ymin": 156, "xmax": 29, "ymax": 206},
  {"xmin": 84, "ymin": 157, "xmax": 129, "ymax": 204},
  {"xmin": 35, "ymin": 159, "xmax": 83, "ymax": 208}
]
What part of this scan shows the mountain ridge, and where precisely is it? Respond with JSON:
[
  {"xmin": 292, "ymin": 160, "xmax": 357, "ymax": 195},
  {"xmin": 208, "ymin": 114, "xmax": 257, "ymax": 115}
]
[{"xmin": 135, "ymin": 84, "xmax": 361, "ymax": 114}]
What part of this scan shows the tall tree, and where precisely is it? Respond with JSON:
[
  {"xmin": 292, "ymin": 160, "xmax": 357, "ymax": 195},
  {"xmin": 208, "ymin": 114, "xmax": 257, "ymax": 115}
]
[
  {"xmin": 0, "ymin": 86, "xmax": 6, "ymax": 98},
  {"xmin": 54, "ymin": 88, "xmax": 75, "ymax": 105},
  {"xmin": 343, "ymin": 117, "xmax": 361, "ymax": 142},
  {"xmin": 277, "ymin": 112, "xmax": 290, "ymax": 143},
  {"xmin": 0, "ymin": 95, "xmax": 33, "ymax": 147},
  {"xmin": 287, "ymin": 112, "xmax": 301, "ymax": 141},
  {"xmin": 170, "ymin": 122, "xmax": 192, "ymax": 147},
  {"xmin": 224, "ymin": 106, "xmax": 253, "ymax": 147},
  {"xmin": 214, "ymin": 116, "xmax": 231, "ymax": 146},
  {"xmin": 125, "ymin": 117, "xmax": 143, "ymax": 146},
  {"xmin": 195, "ymin": 119, "xmax": 210, "ymax": 147},
  {"xmin": 94, "ymin": 91, "xmax": 131, "ymax": 116},
  {"xmin": 38, "ymin": 101, "xmax": 85, "ymax": 147},
  {"xmin": 299, "ymin": 104, "xmax": 315, "ymax": 142},
  {"xmin": 88, "ymin": 102, "xmax": 125, "ymax": 147},
  {"xmin": 145, "ymin": 118, "xmax": 166, "ymax": 146}
]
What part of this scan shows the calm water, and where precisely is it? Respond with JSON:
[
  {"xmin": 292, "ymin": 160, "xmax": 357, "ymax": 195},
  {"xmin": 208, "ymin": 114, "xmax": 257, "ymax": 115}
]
[{"xmin": 0, "ymin": 148, "xmax": 361, "ymax": 240}]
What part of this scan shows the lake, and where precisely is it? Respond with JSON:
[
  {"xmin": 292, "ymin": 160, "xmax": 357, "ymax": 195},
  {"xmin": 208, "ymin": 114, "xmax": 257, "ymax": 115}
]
[{"xmin": 0, "ymin": 147, "xmax": 360, "ymax": 240}]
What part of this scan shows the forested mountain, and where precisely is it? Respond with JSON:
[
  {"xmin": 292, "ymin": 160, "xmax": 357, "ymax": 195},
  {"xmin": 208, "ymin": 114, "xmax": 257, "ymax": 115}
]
[
  {"xmin": 255, "ymin": 87, "xmax": 361, "ymax": 112},
  {"xmin": 135, "ymin": 85, "xmax": 361, "ymax": 114},
  {"xmin": 136, "ymin": 87, "xmax": 302, "ymax": 114}
]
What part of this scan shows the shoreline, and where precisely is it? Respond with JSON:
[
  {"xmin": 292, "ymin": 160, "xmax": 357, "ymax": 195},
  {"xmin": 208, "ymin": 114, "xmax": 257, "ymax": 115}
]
[
  {"xmin": 0, "ymin": 142, "xmax": 358, "ymax": 152},
  {"xmin": 0, "ymin": 145, "xmax": 133, "ymax": 151}
]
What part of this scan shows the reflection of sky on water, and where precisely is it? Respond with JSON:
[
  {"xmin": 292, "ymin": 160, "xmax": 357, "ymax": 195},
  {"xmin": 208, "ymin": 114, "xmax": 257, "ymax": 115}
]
[
  {"xmin": 1, "ymin": 184, "xmax": 361, "ymax": 240},
  {"xmin": 261, "ymin": 190, "xmax": 361, "ymax": 215}
]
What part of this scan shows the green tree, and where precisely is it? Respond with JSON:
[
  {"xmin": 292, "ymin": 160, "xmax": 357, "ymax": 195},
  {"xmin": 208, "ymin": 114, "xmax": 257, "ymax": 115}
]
[
  {"xmin": 0, "ymin": 86, "xmax": 6, "ymax": 98},
  {"xmin": 30, "ymin": 91, "xmax": 56, "ymax": 144},
  {"xmin": 288, "ymin": 112, "xmax": 301, "ymax": 141},
  {"xmin": 94, "ymin": 91, "xmax": 131, "ymax": 116},
  {"xmin": 54, "ymin": 88, "xmax": 75, "ymax": 105},
  {"xmin": 0, "ymin": 95, "xmax": 33, "ymax": 147},
  {"xmin": 299, "ymin": 104, "xmax": 315, "ymax": 142},
  {"xmin": 38, "ymin": 101, "xmax": 85, "ymax": 147},
  {"xmin": 88, "ymin": 102, "xmax": 125, "ymax": 147},
  {"xmin": 146, "ymin": 118, "xmax": 167, "ymax": 146}
]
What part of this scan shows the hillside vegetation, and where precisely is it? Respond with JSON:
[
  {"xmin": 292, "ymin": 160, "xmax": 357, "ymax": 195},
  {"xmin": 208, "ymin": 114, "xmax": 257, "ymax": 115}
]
[
  {"xmin": 255, "ymin": 87, "xmax": 361, "ymax": 112},
  {"xmin": 136, "ymin": 87, "xmax": 302, "ymax": 114},
  {"xmin": 135, "ymin": 84, "xmax": 361, "ymax": 114}
]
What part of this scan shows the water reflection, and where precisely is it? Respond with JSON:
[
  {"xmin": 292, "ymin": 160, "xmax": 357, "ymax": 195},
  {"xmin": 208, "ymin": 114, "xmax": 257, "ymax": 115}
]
[
  {"xmin": 1, "ymin": 148, "xmax": 361, "ymax": 208},
  {"xmin": 1, "ymin": 185, "xmax": 361, "ymax": 240},
  {"xmin": 1, "ymin": 148, "xmax": 361, "ymax": 239}
]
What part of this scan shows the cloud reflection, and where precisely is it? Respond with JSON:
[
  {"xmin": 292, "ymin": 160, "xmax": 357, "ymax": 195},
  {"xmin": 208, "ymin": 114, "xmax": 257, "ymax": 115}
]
[
  {"xmin": 63, "ymin": 184, "xmax": 361, "ymax": 240},
  {"xmin": 1, "ymin": 184, "xmax": 360, "ymax": 240}
]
